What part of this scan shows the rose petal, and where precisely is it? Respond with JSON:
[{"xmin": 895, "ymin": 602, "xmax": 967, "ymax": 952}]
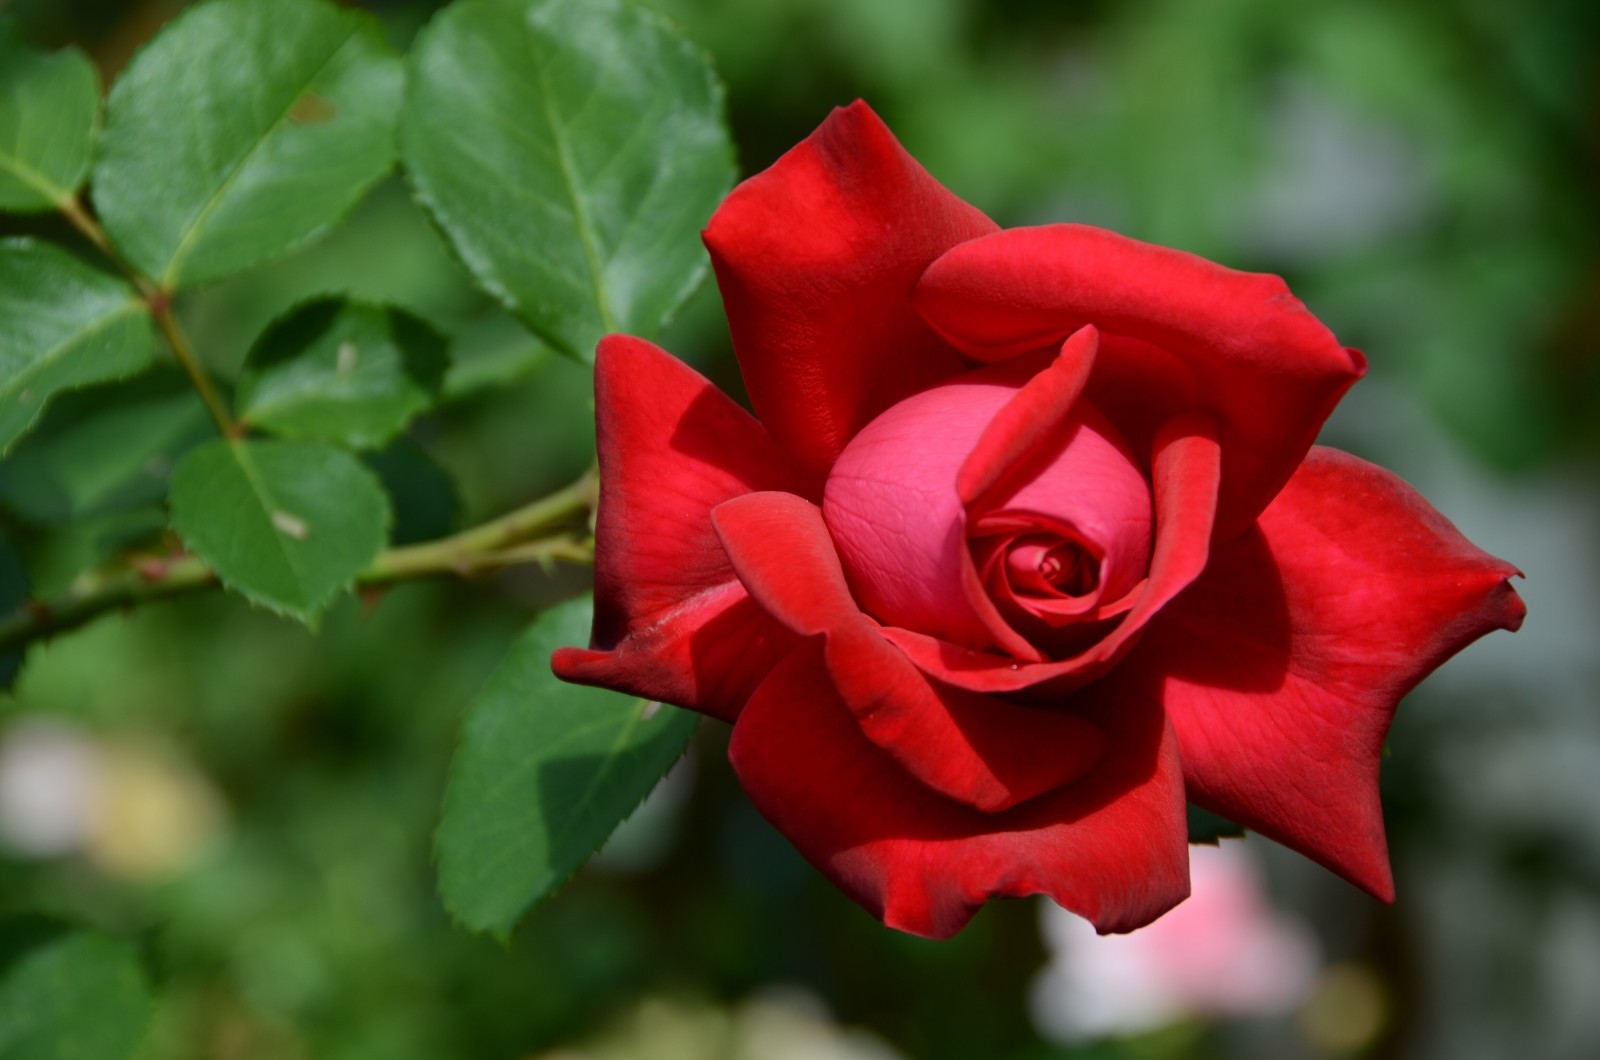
[
  {"xmin": 729, "ymin": 642, "xmax": 1190, "ymax": 938},
  {"xmin": 713, "ymin": 490, "xmax": 1106, "ymax": 812},
  {"xmin": 551, "ymin": 336, "xmax": 803, "ymax": 722},
  {"xmin": 822, "ymin": 359, "xmax": 1038, "ymax": 655},
  {"xmin": 956, "ymin": 325, "xmax": 1100, "ymax": 507},
  {"xmin": 1140, "ymin": 446, "xmax": 1525, "ymax": 899},
  {"xmin": 884, "ymin": 412, "xmax": 1222, "ymax": 695},
  {"xmin": 914, "ymin": 224, "xmax": 1364, "ymax": 537},
  {"xmin": 704, "ymin": 100, "xmax": 998, "ymax": 485}
]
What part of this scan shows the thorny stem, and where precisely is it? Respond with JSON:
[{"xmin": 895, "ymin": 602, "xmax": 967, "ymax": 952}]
[{"xmin": 0, "ymin": 468, "xmax": 600, "ymax": 656}]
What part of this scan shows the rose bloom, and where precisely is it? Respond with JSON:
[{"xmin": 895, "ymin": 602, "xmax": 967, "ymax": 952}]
[{"xmin": 553, "ymin": 102, "xmax": 1525, "ymax": 938}]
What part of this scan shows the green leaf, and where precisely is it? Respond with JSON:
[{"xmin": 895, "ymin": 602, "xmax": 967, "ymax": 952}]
[
  {"xmin": 0, "ymin": 371, "xmax": 209, "ymax": 525},
  {"xmin": 93, "ymin": 0, "xmax": 401, "ymax": 290},
  {"xmin": 237, "ymin": 298, "xmax": 448, "ymax": 448},
  {"xmin": 0, "ymin": 923, "xmax": 152, "ymax": 1060},
  {"xmin": 1187, "ymin": 803, "xmax": 1246, "ymax": 845},
  {"xmin": 168, "ymin": 438, "xmax": 390, "ymax": 624},
  {"xmin": 0, "ymin": 22, "xmax": 100, "ymax": 212},
  {"xmin": 0, "ymin": 238, "xmax": 154, "ymax": 455},
  {"xmin": 437, "ymin": 596, "xmax": 697, "ymax": 939},
  {"xmin": 403, "ymin": 0, "xmax": 735, "ymax": 360}
]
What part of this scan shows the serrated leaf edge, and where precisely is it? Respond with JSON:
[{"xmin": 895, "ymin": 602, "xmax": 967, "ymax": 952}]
[
  {"xmin": 434, "ymin": 644, "xmax": 697, "ymax": 941},
  {"xmin": 398, "ymin": 0, "xmax": 735, "ymax": 363}
]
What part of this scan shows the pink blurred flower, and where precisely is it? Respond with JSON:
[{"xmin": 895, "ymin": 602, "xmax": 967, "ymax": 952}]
[{"xmin": 1030, "ymin": 842, "xmax": 1317, "ymax": 1041}]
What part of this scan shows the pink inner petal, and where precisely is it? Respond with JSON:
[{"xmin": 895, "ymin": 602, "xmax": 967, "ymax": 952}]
[
  {"xmin": 824, "ymin": 355, "xmax": 1153, "ymax": 659},
  {"xmin": 823, "ymin": 365, "xmax": 1039, "ymax": 651}
]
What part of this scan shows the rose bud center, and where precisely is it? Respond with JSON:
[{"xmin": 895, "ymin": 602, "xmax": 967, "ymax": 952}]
[
  {"xmin": 822, "ymin": 367, "xmax": 1152, "ymax": 656},
  {"xmin": 1004, "ymin": 535, "xmax": 1097, "ymax": 597}
]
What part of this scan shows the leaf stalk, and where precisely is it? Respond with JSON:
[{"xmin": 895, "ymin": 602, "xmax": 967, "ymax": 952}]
[{"xmin": 54, "ymin": 195, "xmax": 236, "ymax": 437}]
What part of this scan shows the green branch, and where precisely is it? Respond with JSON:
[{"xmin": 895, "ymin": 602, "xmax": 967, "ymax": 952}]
[{"xmin": 0, "ymin": 468, "xmax": 599, "ymax": 655}]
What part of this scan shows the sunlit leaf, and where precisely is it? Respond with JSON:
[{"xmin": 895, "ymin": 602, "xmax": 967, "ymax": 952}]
[
  {"xmin": 0, "ymin": 238, "xmax": 154, "ymax": 455},
  {"xmin": 0, "ymin": 23, "xmax": 100, "ymax": 212},
  {"xmin": 237, "ymin": 299, "xmax": 447, "ymax": 449},
  {"xmin": 437, "ymin": 596, "xmax": 697, "ymax": 939},
  {"xmin": 93, "ymin": 0, "xmax": 401, "ymax": 289},
  {"xmin": 168, "ymin": 438, "xmax": 389, "ymax": 624},
  {"xmin": 403, "ymin": 0, "xmax": 735, "ymax": 360}
]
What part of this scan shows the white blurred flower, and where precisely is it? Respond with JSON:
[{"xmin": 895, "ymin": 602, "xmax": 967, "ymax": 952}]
[
  {"xmin": 1030, "ymin": 842, "xmax": 1317, "ymax": 1042},
  {"xmin": 533, "ymin": 986, "xmax": 903, "ymax": 1060},
  {"xmin": 0, "ymin": 715, "xmax": 101, "ymax": 857},
  {"xmin": 0, "ymin": 714, "xmax": 223, "ymax": 877}
]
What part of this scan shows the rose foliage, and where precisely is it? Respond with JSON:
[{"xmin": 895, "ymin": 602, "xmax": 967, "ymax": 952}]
[{"xmin": 553, "ymin": 102, "xmax": 1525, "ymax": 938}]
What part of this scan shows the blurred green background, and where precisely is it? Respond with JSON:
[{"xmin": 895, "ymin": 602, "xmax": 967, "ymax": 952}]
[{"xmin": 0, "ymin": 0, "xmax": 1595, "ymax": 1057}]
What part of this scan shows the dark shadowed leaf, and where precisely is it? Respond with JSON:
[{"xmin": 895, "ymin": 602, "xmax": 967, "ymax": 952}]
[
  {"xmin": 402, "ymin": 0, "xmax": 735, "ymax": 360},
  {"xmin": 0, "ymin": 23, "xmax": 101, "ymax": 212},
  {"xmin": 237, "ymin": 299, "xmax": 448, "ymax": 449},
  {"xmin": 1187, "ymin": 803, "xmax": 1247, "ymax": 845},
  {"xmin": 0, "ymin": 239, "xmax": 154, "ymax": 455},
  {"xmin": 0, "ymin": 922, "xmax": 152, "ymax": 1060},
  {"xmin": 362, "ymin": 437, "xmax": 459, "ymax": 546},
  {"xmin": 437, "ymin": 596, "xmax": 697, "ymax": 939},
  {"xmin": 0, "ymin": 530, "xmax": 26, "ymax": 687},
  {"xmin": 0, "ymin": 370, "xmax": 208, "ymax": 525},
  {"xmin": 3, "ymin": 507, "xmax": 166, "ymax": 601},
  {"xmin": 93, "ymin": 0, "xmax": 401, "ymax": 289},
  {"xmin": 168, "ymin": 438, "xmax": 389, "ymax": 624}
]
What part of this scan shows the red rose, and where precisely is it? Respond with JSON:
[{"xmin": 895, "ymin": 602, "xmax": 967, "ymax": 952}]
[{"xmin": 552, "ymin": 102, "xmax": 1524, "ymax": 938}]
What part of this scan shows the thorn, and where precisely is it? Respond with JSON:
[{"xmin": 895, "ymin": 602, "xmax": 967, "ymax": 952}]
[
  {"xmin": 133, "ymin": 556, "xmax": 168, "ymax": 581},
  {"xmin": 358, "ymin": 584, "xmax": 387, "ymax": 617}
]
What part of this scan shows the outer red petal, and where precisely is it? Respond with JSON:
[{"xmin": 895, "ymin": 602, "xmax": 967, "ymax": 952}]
[
  {"xmin": 884, "ymin": 412, "xmax": 1222, "ymax": 695},
  {"xmin": 703, "ymin": 100, "xmax": 998, "ymax": 486},
  {"xmin": 712, "ymin": 491, "xmax": 1104, "ymax": 812},
  {"xmin": 729, "ymin": 642, "xmax": 1190, "ymax": 938},
  {"xmin": 913, "ymin": 225, "xmax": 1365, "ymax": 537},
  {"xmin": 550, "ymin": 336, "xmax": 803, "ymax": 722},
  {"xmin": 1146, "ymin": 447, "xmax": 1525, "ymax": 899}
]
